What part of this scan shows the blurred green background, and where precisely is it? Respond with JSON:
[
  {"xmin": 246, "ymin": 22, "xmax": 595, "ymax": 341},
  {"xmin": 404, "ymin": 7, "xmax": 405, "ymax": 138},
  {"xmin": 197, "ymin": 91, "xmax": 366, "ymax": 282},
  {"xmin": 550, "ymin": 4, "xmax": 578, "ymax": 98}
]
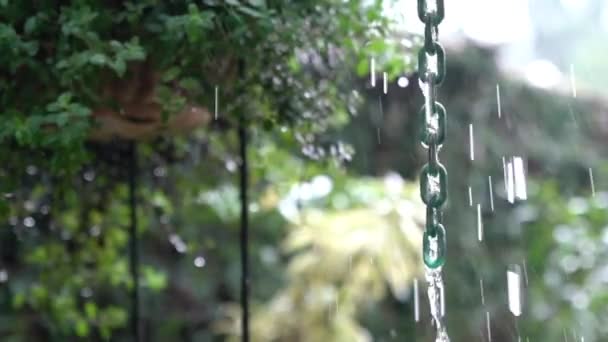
[{"xmin": 1, "ymin": 0, "xmax": 608, "ymax": 341}]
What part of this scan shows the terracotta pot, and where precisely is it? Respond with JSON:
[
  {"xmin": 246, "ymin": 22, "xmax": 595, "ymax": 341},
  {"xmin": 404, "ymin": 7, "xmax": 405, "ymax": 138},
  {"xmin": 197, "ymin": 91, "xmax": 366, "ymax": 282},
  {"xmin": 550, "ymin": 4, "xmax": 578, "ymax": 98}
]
[{"xmin": 88, "ymin": 63, "xmax": 212, "ymax": 142}]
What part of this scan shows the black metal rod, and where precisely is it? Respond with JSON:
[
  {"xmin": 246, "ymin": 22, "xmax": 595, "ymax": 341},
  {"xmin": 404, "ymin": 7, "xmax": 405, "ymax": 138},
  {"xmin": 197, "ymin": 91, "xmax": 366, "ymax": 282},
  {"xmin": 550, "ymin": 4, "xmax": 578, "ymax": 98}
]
[
  {"xmin": 128, "ymin": 141, "xmax": 141, "ymax": 342},
  {"xmin": 238, "ymin": 116, "xmax": 250, "ymax": 342}
]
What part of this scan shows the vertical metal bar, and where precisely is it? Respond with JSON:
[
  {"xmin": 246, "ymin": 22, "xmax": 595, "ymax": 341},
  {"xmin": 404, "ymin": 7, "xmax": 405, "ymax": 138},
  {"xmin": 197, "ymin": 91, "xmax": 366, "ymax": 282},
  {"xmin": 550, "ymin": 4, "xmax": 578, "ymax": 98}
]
[
  {"xmin": 238, "ymin": 113, "xmax": 250, "ymax": 342},
  {"xmin": 128, "ymin": 141, "xmax": 141, "ymax": 342}
]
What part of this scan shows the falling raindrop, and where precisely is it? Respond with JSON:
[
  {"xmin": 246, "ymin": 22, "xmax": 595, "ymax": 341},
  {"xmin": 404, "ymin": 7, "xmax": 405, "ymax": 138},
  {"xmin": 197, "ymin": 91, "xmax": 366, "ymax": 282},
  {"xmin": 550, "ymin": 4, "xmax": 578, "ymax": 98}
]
[
  {"xmin": 477, "ymin": 204, "xmax": 483, "ymax": 242},
  {"xmin": 488, "ymin": 176, "xmax": 495, "ymax": 212},
  {"xmin": 23, "ymin": 217, "xmax": 35, "ymax": 228},
  {"xmin": 397, "ymin": 76, "xmax": 409, "ymax": 88},
  {"xmin": 370, "ymin": 58, "xmax": 376, "ymax": 87},
  {"xmin": 80, "ymin": 287, "xmax": 93, "ymax": 298},
  {"xmin": 225, "ymin": 159, "xmax": 238, "ymax": 173},
  {"xmin": 486, "ymin": 311, "xmax": 492, "ymax": 341},
  {"xmin": 513, "ymin": 157, "xmax": 527, "ymax": 201},
  {"xmin": 589, "ymin": 168, "xmax": 595, "ymax": 197},
  {"xmin": 83, "ymin": 170, "xmax": 96, "ymax": 182},
  {"xmin": 468, "ymin": 186, "xmax": 473, "ymax": 207},
  {"xmin": 570, "ymin": 64, "xmax": 577, "ymax": 98},
  {"xmin": 383, "ymin": 72, "xmax": 388, "ymax": 94},
  {"xmin": 194, "ymin": 256, "xmax": 206, "ymax": 268},
  {"xmin": 469, "ymin": 124, "xmax": 475, "ymax": 161},
  {"xmin": 522, "ymin": 259, "xmax": 529, "ymax": 287},
  {"xmin": 26, "ymin": 165, "xmax": 38, "ymax": 176},
  {"xmin": 0, "ymin": 269, "xmax": 8, "ymax": 283},
  {"xmin": 169, "ymin": 233, "xmax": 188, "ymax": 254},
  {"xmin": 507, "ymin": 265, "xmax": 523, "ymax": 317},
  {"xmin": 414, "ymin": 278, "xmax": 420, "ymax": 322},
  {"xmin": 153, "ymin": 166, "xmax": 167, "ymax": 178},
  {"xmin": 480, "ymin": 278, "xmax": 485, "ymax": 305},
  {"xmin": 496, "ymin": 84, "xmax": 502, "ymax": 118},
  {"xmin": 504, "ymin": 156, "xmax": 528, "ymax": 203}
]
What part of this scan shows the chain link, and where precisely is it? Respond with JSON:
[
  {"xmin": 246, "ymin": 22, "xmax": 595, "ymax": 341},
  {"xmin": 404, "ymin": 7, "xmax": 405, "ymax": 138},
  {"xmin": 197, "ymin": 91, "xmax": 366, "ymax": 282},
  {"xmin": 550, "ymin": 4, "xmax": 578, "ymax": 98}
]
[
  {"xmin": 419, "ymin": 0, "xmax": 448, "ymax": 268},
  {"xmin": 417, "ymin": 0, "xmax": 450, "ymax": 340}
]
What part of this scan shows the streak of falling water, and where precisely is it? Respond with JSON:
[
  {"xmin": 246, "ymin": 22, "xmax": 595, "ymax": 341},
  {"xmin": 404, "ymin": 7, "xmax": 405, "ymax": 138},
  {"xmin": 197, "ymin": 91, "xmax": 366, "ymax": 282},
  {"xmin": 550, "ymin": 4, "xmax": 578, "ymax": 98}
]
[
  {"xmin": 480, "ymin": 278, "xmax": 485, "ymax": 305},
  {"xmin": 589, "ymin": 168, "xmax": 595, "ymax": 197},
  {"xmin": 468, "ymin": 186, "xmax": 473, "ymax": 207},
  {"xmin": 504, "ymin": 157, "xmax": 528, "ymax": 203},
  {"xmin": 426, "ymin": 267, "xmax": 450, "ymax": 342},
  {"xmin": 570, "ymin": 64, "xmax": 577, "ymax": 98},
  {"xmin": 469, "ymin": 124, "xmax": 475, "ymax": 161},
  {"xmin": 414, "ymin": 278, "xmax": 420, "ymax": 322},
  {"xmin": 522, "ymin": 259, "xmax": 529, "ymax": 287},
  {"xmin": 496, "ymin": 84, "xmax": 502, "ymax": 118},
  {"xmin": 371, "ymin": 58, "xmax": 376, "ymax": 87},
  {"xmin": 214, "ymin": 86, "xmax": 219, "ymax": 120},
  {"xmin": 488, "ymin": 176, "xmax": 495, "ymax": 212},
  {"xmin": 477, "ymin": 204, "xmax": 483, "ymax": 242},
  {"xmin": 486, "ymin": 311, "xmax": 492, "ymax": 342},
  {"xmin": 507, "ymin": 265, "xmax": 523, "ymax": 317},
  {"xmin": 513, "ymin": 157, "xmax": 528, "ymax": 201},
  {"xmin": 383, "ymin": 72, "xmax": 388, "ymax": 94}
]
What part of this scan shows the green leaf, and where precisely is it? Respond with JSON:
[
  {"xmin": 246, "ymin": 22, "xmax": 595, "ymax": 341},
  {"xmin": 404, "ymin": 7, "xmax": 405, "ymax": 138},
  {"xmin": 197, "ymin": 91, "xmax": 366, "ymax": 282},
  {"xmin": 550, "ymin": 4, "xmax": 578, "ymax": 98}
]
[
  {"xmin": 143, "ymin": 267, "xmax": 167, "ymax": 292},
  {"xmin": 75, "ymin": 318, "xmax": 89, "ymax": 337},
  {"xmin": 90, "ymin": 53, "xmax": 107, "ymax": 65},
  {"xmin": 85, "ymin": 302, "xmax": 98, "ymax": 320}
]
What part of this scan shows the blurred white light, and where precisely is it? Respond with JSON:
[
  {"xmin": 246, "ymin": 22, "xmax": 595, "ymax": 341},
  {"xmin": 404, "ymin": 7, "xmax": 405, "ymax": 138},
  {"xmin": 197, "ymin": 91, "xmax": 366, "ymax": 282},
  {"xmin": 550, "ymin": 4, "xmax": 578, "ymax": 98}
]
[
  {"xmin": 561, "ymin": 0, "xmax": 588, "ymax": 12},
  {"xmin": 194, "ymin": 256, "xmax": 206, "ymax": 268},
  {"xmin": 507, "ymin": 268, "xmax": 522, "ymax": 316},
  {"xmin": 311, "ymin": 175, "xmax": 333, "ymax": 198},
  {"xmin": 525, "ymin": 60, "xmax": 562, "ymax": 89},
  {"xmin": 397, "ymin": 76, "xmax": 409, "ymax": 88},
  {"xmin": 460, "ymin": 0, "xmax": 532, "ymax": 45}
]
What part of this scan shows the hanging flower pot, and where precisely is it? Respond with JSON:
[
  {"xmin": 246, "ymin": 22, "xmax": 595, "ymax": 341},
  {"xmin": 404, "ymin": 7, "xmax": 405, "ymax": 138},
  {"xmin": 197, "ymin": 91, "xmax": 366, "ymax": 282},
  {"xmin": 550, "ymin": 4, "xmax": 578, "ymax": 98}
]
[{"xmin": 88, "ymin": 62, "xmax": 214, "ymax": 142}]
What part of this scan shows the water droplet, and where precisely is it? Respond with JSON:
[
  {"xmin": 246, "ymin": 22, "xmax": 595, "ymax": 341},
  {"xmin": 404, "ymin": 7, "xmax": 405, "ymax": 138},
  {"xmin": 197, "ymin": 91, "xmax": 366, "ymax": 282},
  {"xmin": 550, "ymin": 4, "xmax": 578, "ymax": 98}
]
[
  {"xmin": 397, "ymin": 76, "xmax": 409, "ymax": 88},
  {"xmin": 486, "ymin": 311, "xmax": 492, "ymax": 341},
  {"xmin": 423, "ymin": 225, "xmax": 446, "ymax": 269},
  {"xmin": 0, "ymin": 269, "xmax": 8, "ymax": 283},
  {"xmin": 477, "ymin": 204, "xmax": 483, "ymax": 242},
  {"xmin": 24, "ymin": 200, "xmax": 36, "ymax": 212},
  {"xmin": 40, "ymin": 205, "xmax": 50, "ymax": 215},
  {"xmin": 496, "ymin": 84, "xmax": 502, "ymax": 118},
  {"xmin": 26, "ymin": 165, "xmax": 38, "ymax": 175},
  {"xmin": 194, "ymin": 256, "xmax": 206, "ymax": 268},
  {"xmin": 383, "ymin": 72, "xmax": 388, "ymax": 94},
  {"xmin": 225, "ymin": 159, "xmax": 237, "ymax": 173},
  {"xmin": 589, "ymin": 168, "xmax": 595, "ymax": 197},
  {"xmin": 169, "ymin": 233, "xmax": 188, "ymax": 254},
  {"xmin": 23, "ymin": 217, "xmax": 35, "ymax": 228},
  {"xmin": 488, "ymin": 176, "xmax": 495, "ymax": 212},
  {"xmin": 469, "ymin": 124, "xmax": 475, "ymax": 161},
  {"xmin": 570, "ymin": 64, "xmax": 577, "ymax": 98},
  {"xmin": 83, "ymin": 170, "xmax": 96, "ymax": 182},
  {"xmin": 89, "ymin": 225, "xmax": 101, "ymax": 237},
  {"xmin": 370, "ymin": 58, "xmax": 376, "ymax": 87},
  {"xmin": 414, "ymin": 278, "xmax": 420, "ymax": 322},
  {"xmin": 507, "ymin": 265, "xmax": 523, "ymax": 316},
  {"xmin": 80, "ymin": 287, "xmax": 93, "ymax": 298},
  {"xmin": 480, "ymin": 278, "xmax": 485, "ymax": 305},
  {"xmin": 153, "ymin": 167, "xmax": 167, "ymax": 178}
]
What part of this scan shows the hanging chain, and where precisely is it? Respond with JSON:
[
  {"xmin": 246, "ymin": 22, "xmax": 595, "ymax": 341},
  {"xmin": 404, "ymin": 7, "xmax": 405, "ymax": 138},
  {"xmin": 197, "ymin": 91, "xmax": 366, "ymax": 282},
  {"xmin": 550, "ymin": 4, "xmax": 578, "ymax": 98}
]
[{"xmin": 417, "ymin": 0, "xmax": 450, "ymax": 341}]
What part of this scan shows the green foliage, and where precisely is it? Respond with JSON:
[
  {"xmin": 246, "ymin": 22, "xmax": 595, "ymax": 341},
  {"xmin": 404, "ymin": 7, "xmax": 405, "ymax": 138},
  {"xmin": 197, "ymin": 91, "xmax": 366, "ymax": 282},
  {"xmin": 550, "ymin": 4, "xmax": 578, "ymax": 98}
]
[
  {"xmin": 0, "ymin": 1, "xmax": 412, "ymax": 340},
  {"xmin": 520, "ymin": 180, "xmax": 608, "ymax": 341}
]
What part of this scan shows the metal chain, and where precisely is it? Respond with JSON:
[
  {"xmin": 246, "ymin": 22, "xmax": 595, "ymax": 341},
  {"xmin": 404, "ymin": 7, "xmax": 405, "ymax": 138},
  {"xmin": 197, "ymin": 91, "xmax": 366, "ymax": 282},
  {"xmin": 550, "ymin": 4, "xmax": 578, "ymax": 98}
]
[{"xmin": 417, "ymin": 0, "xmax": 450, "ymax": 341}]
